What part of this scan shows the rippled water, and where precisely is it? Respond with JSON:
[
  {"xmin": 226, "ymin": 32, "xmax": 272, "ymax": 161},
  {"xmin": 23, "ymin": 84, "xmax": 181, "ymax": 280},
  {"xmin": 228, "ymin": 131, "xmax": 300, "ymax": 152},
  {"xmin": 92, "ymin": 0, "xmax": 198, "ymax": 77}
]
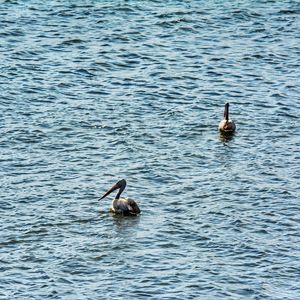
[{"xmin": 1, "ymin": 1, "xmax": 300, "ymax": 299}]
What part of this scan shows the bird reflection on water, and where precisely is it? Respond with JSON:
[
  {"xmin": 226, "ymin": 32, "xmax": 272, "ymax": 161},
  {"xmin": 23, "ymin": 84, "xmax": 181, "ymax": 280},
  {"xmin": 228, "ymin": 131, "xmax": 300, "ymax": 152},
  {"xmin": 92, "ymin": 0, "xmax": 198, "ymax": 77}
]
[
  {"xmin": 219, "ymin": 131, "xmax": 235, "ymax": 143},
  {"xmin": 111, "ymin": 213, "xmax": 141, "ymax": 232}
]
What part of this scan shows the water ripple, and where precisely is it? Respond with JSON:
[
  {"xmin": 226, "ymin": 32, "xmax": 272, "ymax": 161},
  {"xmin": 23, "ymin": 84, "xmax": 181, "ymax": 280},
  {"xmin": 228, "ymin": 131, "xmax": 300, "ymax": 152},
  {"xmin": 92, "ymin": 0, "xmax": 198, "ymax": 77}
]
[{"xmin": 1, "ymin": 1, "xmax": 300, "ymax": 299}]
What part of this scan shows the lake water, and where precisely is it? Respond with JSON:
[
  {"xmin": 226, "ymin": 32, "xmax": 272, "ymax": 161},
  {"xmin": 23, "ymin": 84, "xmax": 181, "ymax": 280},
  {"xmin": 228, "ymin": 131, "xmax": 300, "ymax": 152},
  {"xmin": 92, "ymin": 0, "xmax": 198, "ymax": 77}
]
[{"xmin": 1, "ymin": 1, "xmax": 300, "ymax": 299}]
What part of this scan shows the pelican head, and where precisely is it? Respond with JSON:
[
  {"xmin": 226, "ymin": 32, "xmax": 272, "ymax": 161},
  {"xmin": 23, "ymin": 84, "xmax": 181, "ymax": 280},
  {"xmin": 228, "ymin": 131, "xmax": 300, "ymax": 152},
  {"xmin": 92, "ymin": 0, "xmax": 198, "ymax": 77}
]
[
  {"xmin": 99, "ymin": 179, "xmax": 126, "ymax": 200},
  {"xmin": 219, "ymin": 102, "xmax": 236, "ymax": 133}
]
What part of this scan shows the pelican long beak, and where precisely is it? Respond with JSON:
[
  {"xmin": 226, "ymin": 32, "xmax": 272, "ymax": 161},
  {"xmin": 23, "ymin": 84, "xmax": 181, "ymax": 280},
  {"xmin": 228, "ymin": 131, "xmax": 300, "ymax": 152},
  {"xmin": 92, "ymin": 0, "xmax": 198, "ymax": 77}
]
[
  {"xmin": 224, "ymin": 103, "xmax": 229, "ymax": 121},
  {"xmin": 98, "ymin": 183, "xmax": 119, "ymax": 200},
  {"xmin": 98, "ymin": 179, "xmax": 126, "ymax": 201}
]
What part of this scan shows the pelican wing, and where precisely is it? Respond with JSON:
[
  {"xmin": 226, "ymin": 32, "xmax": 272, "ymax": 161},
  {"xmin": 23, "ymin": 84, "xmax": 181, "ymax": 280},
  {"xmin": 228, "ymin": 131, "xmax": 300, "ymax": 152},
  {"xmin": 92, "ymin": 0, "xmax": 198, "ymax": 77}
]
[
  {"xmin": 114, "ymin": 198, "xmax": 140, "ymax": 215},
  {"xmin": 219, "ymin": 120, "xmax": 236, "ymax": 132},
  {"xmin": 224, "ymin": 121, "xmax": 236, "ymax": 131},
  {"xmin": 126, "ymin": 199, "xmax": 141, "ymax": 215}
]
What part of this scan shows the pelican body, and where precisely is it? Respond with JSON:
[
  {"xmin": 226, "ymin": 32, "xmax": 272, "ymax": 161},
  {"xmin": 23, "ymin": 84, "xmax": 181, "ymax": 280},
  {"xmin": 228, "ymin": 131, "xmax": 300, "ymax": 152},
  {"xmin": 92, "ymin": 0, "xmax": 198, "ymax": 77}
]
[
  {"xmin": 99, "ymin": 179, "xmax": 140, "ymax": 216},
  {"xmin": 219, "ymin": 103, "xmax": 236, "ymax": 133}
]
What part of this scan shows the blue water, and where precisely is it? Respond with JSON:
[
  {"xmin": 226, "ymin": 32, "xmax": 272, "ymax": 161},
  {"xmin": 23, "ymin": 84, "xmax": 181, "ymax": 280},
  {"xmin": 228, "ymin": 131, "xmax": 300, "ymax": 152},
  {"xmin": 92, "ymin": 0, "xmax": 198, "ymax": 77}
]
[{"xmin": 1, "ymin": 1, "xmax": 300, "ymax": 299}]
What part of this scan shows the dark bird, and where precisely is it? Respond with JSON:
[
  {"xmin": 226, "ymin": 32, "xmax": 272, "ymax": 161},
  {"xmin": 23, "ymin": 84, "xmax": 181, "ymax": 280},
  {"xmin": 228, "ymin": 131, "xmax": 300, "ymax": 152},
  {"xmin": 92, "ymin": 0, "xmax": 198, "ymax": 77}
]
[
  {"xmin": 219, "ymin": 103, "xmax": 236, "ymax": 133},
  {"xmin": 99, "ymin": 179, "xmax": 141, "ymax": 216}
]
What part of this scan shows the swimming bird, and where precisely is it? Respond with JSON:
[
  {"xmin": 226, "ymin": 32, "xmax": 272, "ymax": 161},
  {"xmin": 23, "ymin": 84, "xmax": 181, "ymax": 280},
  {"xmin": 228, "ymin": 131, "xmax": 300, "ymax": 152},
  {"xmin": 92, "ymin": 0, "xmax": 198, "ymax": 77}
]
[
  {"xmin": 218, "ymin": 103, "xmax": 236, "ymax": 133},
  {"xmin": 99, "ymin": 179, "xmax": 141, "ymax": 215}
]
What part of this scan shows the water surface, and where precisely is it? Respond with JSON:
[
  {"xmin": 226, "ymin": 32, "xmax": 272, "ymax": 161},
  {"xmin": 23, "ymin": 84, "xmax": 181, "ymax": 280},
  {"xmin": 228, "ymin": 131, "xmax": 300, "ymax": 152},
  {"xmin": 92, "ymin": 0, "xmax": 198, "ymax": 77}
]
[{"xmin": 1, "ymin": 1, "xmax": 300, "ymax": 299}]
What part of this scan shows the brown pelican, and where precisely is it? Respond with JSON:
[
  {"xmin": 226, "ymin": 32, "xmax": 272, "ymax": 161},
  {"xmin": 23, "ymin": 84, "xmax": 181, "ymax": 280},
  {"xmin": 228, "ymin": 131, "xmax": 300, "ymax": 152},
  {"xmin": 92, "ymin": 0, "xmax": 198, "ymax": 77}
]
[
  {"xmin": 218, "ymin": 103, "xmax": 236, "ymax": 133},
  {"xmin": 99, "ymin": 179, "xmax": 141, "ymax": 216}
]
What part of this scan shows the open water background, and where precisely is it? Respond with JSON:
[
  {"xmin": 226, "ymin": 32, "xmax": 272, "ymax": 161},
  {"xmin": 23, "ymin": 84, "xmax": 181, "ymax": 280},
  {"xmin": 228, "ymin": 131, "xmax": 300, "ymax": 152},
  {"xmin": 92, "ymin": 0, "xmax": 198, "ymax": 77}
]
[{"xmin": 1, "ymin": 1, "xmax": 300, "ymax": 299}]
